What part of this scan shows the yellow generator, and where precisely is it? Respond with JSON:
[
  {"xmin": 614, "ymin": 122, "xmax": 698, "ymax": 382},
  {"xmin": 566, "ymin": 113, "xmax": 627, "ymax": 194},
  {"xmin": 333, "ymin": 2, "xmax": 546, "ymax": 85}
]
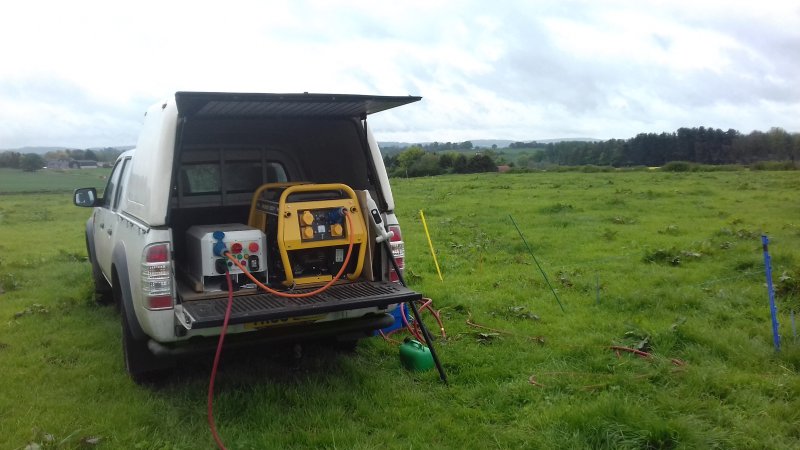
[{"xmin": 248, "ymin": 183, "xmax": 368, "ymax": 287}]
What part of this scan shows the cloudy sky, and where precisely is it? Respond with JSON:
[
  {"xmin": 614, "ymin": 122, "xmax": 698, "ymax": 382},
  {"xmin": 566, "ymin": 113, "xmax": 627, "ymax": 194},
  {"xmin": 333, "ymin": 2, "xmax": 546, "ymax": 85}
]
[{"xmin": 1, "ymin": 0, "xmax": 798, "ymax": 149}]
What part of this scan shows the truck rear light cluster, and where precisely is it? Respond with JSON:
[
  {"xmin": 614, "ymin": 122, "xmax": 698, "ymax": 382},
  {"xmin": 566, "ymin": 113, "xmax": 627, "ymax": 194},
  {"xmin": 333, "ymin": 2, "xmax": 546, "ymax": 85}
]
[
  {"xmin": 142, "ymin": 243, "xmax": 174, "ymax": 310},
  {"xmin": 387, "ymin": 225, "xmax": 404, "ymax": 283}
]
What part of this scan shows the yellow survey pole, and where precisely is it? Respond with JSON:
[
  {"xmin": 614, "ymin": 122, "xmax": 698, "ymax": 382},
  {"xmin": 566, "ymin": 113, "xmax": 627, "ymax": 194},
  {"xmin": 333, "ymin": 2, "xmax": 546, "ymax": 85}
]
[{"xmin": 419, "ymin": 210, "xmax": 443, "ymax": 281}]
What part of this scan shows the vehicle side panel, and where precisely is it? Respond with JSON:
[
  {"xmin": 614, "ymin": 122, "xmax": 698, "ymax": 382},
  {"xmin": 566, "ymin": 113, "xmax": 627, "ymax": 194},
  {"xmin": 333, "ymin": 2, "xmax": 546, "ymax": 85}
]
[{"xmin": 366, "ymin": 128, "xmax": 395, "ymax": 212}]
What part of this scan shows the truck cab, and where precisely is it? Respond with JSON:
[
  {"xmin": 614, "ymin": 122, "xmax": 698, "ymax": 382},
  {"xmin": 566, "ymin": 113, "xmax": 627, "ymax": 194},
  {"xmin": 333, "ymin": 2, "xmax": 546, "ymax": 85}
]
[{"xmin": 74, "ymin": 92, "xmax": 421, "ymax": 382}]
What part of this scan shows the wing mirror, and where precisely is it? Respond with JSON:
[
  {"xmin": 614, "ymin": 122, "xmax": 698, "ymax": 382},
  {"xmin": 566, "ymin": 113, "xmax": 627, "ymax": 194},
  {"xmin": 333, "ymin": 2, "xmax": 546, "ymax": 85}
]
[{"xmin": 74, "ymin": 187, "xmax": 98, "ymax": 207}]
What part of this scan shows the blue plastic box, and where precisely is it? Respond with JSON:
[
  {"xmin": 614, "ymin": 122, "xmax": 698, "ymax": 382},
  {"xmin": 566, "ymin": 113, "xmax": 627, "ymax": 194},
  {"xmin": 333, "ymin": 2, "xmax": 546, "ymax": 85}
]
[{"xmin": 375, "ymin": 304, "xmax": 410, "ymax": 335}]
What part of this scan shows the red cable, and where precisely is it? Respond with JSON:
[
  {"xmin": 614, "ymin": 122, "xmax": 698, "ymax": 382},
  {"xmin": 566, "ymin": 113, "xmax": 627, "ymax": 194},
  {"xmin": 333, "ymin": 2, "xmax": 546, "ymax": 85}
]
[
  {"xmin": 399, "ymin": 302, "xmax": 424, "ymax": 342},
  {"xmin": 208, "ymin": 269, "xmax": 235, "ymax": 450},
  {"xmin": 609, "ymin": 345, "xmax": 686, "ymax": 366},
  {"xmin": 420, "ymin": 299, "xmax": 446, "ymax": 339},
  {"xmin": 383, "ymin": 298, "xmax": 446, "ymax": 344},
  {"xmin": 208, "ymin": 209, "xmax": 356, "ymax": 448}
]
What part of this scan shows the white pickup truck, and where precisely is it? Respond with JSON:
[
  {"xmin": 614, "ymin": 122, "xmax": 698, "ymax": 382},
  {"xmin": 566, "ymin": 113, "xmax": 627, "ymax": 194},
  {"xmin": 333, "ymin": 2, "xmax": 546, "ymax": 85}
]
[{"xmin": 74, "ymin": 92, "xmax": 422, "ymax": 382}]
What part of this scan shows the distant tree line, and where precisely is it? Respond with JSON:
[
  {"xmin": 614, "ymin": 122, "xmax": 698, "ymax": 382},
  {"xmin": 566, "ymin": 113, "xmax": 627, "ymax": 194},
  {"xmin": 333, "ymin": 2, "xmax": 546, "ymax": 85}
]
[
  {"xmin": 42, "ymin": 147, "xmax": 122, "ymax": 163},
  {"xmin": 0, "ymin": 147, "xmax": 123, "ymax": 171},
  {"xmin": 511, "ymin": 127, "xmax": 798, "ymax": 168},
  {"xmin": 0, "ymin": 151, "xmax": 22, "ymax": 169},
  {"xmin": 0, "ymin": 151, "xmax": 46, "ymax": 171},
  {"xmin": 383, "ymin": 145, "xmax": 497, "ymax": 177},
  {"xmin": 509, "ymin": 141, "xmax": 548, "ymax": 149},
  {"xmin": 383, "ymin": 127, "xmax": 798, "ymax": 178},
  {"xmin": 420, "ymin": 141, "xmax": 474, "ymax": 152},
  {"xmin": 382, "ymin": 140, "xmax": 477, "ymax": 157}
]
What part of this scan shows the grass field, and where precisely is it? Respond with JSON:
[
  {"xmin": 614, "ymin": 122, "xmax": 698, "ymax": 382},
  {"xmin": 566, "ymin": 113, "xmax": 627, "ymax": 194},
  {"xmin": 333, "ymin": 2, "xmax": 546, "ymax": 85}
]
[
  {"xmin": 1, "ymin": 170, "xmax": 799, "ymax": 449},
  {"xmin": 0, "ymin": 167, "xmax": 111, "ymax": 194}
]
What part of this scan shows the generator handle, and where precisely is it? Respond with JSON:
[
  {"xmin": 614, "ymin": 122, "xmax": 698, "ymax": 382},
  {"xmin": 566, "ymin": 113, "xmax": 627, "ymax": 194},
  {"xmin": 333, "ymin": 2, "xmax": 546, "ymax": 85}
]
[
  {"xmin": 278, "ymin": 183, "xmax": 357, "ymax": 205},
  {"xmin": 363, "ymin": 192, "xmax": 394, "ymax": 243},
  {"xmin": 247, "ymin": 181, "xmax": 308, "ymax": 229}
]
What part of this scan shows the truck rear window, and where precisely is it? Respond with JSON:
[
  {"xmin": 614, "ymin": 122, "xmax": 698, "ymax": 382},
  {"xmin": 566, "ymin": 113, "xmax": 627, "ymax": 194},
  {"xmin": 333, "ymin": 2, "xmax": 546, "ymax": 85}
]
[
  {"xmin": 182, "ymin": 164, "xmax": 220, "ymax": 194},
  {"xmin": 180, "ymin": 161, "xmax": 287, "ymax": 196},
  {"xmin": 174, "ymin": 146, "xmax": 291, "ymax": 208}
]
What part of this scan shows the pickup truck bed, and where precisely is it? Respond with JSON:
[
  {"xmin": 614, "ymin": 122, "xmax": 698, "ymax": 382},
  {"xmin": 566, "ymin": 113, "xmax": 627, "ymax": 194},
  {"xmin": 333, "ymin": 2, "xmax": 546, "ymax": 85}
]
[{"xmin": 179, "ymin": 281, "xmax": 420, "ymax": 329}]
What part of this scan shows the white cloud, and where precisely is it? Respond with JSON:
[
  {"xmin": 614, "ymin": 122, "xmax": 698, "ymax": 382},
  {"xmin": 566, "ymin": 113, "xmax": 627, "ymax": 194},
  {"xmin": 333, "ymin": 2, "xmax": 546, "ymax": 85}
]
[{"xmin": 0, "ymin": 0, "xmax": 798, "ymax": 148}]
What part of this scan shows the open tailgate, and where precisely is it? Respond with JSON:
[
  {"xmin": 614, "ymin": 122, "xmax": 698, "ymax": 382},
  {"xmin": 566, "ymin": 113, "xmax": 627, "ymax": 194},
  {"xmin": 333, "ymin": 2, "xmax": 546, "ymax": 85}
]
[{"xmin": 179, "ymin": 281, "xmax": 420, "ymax": 329}]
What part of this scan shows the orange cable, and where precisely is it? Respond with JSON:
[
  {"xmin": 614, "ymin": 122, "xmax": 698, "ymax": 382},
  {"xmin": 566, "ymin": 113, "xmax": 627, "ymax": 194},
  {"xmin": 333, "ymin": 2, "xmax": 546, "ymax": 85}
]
[{"xmin": 225, "ymin": 209, "xmax": 355, "ymax": 298}]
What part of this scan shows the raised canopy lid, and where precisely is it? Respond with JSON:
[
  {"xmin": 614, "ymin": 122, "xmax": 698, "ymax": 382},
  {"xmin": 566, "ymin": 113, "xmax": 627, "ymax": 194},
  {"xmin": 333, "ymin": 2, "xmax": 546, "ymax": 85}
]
[{"xmin": 174, "ymin": 92, "xmax": 421, "ymax": 119}]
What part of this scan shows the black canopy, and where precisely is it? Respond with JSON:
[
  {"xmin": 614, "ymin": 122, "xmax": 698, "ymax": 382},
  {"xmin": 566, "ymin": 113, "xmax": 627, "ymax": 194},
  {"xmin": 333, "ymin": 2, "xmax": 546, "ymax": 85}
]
[{"xmin": 174, "ymin": 92, "xmax": 421, "ymax": 119}]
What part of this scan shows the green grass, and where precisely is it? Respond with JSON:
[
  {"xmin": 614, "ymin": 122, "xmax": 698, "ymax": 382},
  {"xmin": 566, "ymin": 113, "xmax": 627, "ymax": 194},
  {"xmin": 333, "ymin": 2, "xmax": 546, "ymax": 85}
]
[
  {"xmin": 0, "ymin": 167, "xmax": 111, "ymax": 194},
  {"xmin": 1, "ymin": 171, "xmax": 800, "ymax": 449}
]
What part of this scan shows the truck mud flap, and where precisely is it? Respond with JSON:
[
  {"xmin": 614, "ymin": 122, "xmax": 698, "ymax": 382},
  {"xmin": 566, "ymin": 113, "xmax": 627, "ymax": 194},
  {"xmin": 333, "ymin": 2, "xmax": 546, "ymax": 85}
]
[{"xmin": 179, "ymin": 281, "xmax": 421, "ymax": 329}]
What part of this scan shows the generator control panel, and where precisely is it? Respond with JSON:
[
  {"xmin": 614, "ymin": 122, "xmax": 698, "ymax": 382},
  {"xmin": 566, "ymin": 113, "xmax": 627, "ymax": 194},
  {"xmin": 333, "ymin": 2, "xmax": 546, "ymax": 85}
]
[
  {"xmin": 297, "ymin": 207, "xmax": 347, "ymax": 242},
  {"xmin": 185, "ymin": 223, "xmax": 267, "ymax": 292}
]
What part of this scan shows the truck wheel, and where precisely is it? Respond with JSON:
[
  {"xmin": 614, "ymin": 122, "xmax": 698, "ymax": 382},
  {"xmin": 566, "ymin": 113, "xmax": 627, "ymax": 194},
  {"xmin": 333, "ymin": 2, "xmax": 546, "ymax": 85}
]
[
  {"xmin": 334, "ymin": 339, "xmax": 360, "ymax": 352},
  {"xmin": 334, "ymin": 333, "xmax": 363, "ymax": 352},
  {"xmin": 116, "ymin": 283, "xmax": 172, "ymax": 383},
  {"xmin": 92, "ymin": 260, "xmax": 113, "ymax": 305},
  {"xmin": 86, "ymin": 236, "xmax": 113, "ymax": 305}
]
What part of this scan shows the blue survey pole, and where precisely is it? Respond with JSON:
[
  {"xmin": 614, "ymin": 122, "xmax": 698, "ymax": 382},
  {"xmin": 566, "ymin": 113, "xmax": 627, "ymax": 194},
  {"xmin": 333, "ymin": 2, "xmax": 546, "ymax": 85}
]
[{"xmin": 761, "ymin": 235, "xmax": 780, "ymax": 352}]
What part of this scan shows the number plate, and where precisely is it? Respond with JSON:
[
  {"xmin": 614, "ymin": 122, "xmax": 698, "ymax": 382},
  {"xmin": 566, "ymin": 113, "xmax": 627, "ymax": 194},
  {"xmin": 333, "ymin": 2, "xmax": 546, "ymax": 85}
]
[{"xmin": 244, "ymin": 315, "xmax": 324, "ymax": 330}]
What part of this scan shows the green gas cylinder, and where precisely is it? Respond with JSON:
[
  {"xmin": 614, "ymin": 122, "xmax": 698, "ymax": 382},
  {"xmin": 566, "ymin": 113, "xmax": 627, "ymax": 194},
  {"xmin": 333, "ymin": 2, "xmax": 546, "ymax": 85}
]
[{"xmin": 398, "ymin": 338, "xmax": 434, "ymax": 372}]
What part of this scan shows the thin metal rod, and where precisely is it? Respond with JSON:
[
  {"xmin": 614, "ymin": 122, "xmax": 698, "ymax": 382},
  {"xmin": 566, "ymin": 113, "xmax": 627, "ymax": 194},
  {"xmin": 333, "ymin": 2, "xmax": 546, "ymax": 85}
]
[
  {"xmin": 761, "ymin": 235, "xmax": 780, "ymax": 352},
  {"xmin": 384, "ymin": 241, "xmax": 448, "ymax": 384},
  {"xmin": 419, "ymin": 210, "xmax": 444, "ymax": 282},
  {"xmin": 595, "ymin": 274, "xmax": 600, "ymax": 305},
  {"xmin": 509, "ymin": 215, "xmax": 565, "ymax": 312}
]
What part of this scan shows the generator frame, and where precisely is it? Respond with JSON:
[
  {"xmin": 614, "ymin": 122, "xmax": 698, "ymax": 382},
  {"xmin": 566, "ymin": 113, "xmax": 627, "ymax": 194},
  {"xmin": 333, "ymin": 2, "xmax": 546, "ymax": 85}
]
[{"xmin": 248, "ymin": 182, "xmax": 368, "ymax": 287}]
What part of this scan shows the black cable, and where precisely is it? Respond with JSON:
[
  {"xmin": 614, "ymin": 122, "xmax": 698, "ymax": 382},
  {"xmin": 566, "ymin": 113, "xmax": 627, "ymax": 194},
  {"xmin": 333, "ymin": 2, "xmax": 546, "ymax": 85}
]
[{"xmin": 382, "ymin": 240, "xmax": 448, "ymax": 384}]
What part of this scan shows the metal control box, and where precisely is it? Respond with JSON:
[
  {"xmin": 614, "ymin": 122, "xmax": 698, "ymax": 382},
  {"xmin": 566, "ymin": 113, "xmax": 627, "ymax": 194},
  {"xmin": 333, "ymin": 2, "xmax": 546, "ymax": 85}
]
[{"xmin": 185, "ymin": 223, "xmax": 267, "ymax": 292}]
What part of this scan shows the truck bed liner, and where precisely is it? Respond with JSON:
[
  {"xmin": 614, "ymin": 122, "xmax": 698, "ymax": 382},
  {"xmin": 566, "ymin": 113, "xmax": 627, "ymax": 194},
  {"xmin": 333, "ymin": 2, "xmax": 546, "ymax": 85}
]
[{"xmin": 180, "ymin": 281, "xmax": 420, "ymax": 329}]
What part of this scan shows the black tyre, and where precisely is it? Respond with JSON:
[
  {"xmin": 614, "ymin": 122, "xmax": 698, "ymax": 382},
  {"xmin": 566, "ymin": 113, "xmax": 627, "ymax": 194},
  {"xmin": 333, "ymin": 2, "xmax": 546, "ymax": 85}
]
[
  {"xmin": 115, "ymin": 276, "xmax": 173, "ymax": 383},
  {"xmin": 86, "ymin": 235, "xmax": 113, "ymax": 305},
  {"xmin": 333, "ymin": 332, "xmax": 364, "ymax": 352},
  {"xmin": 334, "ymin": 339, "xmax": 360, "ymax": 352}
]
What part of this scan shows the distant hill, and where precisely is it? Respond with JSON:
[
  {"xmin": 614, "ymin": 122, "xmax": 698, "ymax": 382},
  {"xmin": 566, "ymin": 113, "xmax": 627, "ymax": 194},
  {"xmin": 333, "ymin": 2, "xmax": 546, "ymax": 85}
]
[
  {"xmin": 1, "ymin": 145, "xmax": 135, "ymax": 155},
  {"xmin": 520, "ymin": 137, "xmax": 600, "ymax": 144},
  {"xmin": 376, "ymin": 142, "xmax": 409, "ymax": 148},
  {"xmin": 5, "ymin": 139, "xmax": 602, "ymax": 155},
  {"xmin": 378, "ymin": 137, "xmax": 600, "ymax": 149}
]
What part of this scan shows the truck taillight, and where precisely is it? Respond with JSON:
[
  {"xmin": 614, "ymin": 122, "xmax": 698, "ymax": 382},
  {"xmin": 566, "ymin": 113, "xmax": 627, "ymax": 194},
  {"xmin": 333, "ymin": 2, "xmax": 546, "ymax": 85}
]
[
  {"xmin": 142, "ymin": 243, "xmax": 174, "ymax": 310},
  {"xmin": 387, "ymin": 225, "xmax": 404, "ymax": 283}
]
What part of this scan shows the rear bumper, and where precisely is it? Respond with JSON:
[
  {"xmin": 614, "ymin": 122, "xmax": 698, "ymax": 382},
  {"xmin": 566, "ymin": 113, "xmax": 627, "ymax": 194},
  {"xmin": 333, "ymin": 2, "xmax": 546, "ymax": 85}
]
[{"xmin": 148, "ymin": 312, "xmax": 394, "ymax": 356}]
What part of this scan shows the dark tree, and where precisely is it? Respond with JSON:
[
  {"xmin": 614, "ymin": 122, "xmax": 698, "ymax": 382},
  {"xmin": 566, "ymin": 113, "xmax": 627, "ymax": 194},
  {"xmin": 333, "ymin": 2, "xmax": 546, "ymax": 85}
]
[
  {"xmin": 438, "ymin": 152, "xmax": 455, "ymax": 170},
  {"xmin": 466, "ymin": 154, "xmax": 497, "ymax": 173},
  {"xmin": 453, "ymin": 154, "xmax": 468, "ymax": 173},
  {"xmin": 20, "ymin": 153, "xmax": 45, "ymax": 172},
  {"xmin": 0, "ymin": 151, "xmax": 21, "ymax": 168}
]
